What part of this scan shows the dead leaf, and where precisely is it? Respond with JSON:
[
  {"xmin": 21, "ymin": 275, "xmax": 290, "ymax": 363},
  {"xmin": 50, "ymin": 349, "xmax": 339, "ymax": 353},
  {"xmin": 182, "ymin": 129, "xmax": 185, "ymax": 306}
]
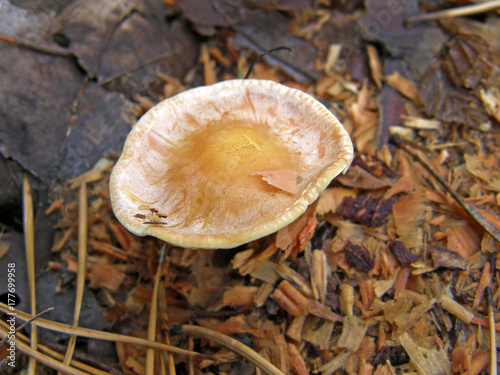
[
  {"xmin": 443, "ymin": 34, "xmax": 492, "ymax": 89},
  {"xmin": 337, "ymin": 165, "xmax": 391, "ymax": 190},
  {"xmin": 57, "ymin": 0, "xmax": 140, "ymax": 77},
  {"xmin": 251, "ymin": 169, "xmax": 297, "ymax": 194},
  {"xmin": 419, "ymin": 62, "xmax": 489, "ymax": 127}
]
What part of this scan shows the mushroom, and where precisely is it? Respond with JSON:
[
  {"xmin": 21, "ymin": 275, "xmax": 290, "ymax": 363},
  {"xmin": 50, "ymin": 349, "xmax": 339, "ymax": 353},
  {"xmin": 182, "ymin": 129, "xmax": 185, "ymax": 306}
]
[{"xmin": 110, "ymin": 79, "xmax": 353, "ymax": 249}]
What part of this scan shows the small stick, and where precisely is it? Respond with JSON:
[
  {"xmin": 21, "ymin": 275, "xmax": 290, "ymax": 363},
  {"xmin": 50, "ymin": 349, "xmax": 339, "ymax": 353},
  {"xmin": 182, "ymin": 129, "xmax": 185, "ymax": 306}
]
[
  {"xmin": 485, "ymin": 287, "xmax": 497, "ymax": 375},
  {"xmin": 0, "ymin": 307, "xmax": 54, "ymax": 347},
  {"xmin": 392, "ymin": 136, "xmax": 500, "ymax": 243},
  {"xmin": 244, "ymin": 46, "xmax": 294, "ymax": 79},
  {"xmin": 0, "ymin": 35, "xmax": 73, "ymax": 57},
  {"xmin": 407, "ymin": 0, "xmax": 500, "ymax": 25},
  {"xmin": 99, "ymin": 50, "xmax": 181, "ymax": 86},
  {"xmin": 23, "ymin": 175, "xmax": 37, "ymax": 375}
]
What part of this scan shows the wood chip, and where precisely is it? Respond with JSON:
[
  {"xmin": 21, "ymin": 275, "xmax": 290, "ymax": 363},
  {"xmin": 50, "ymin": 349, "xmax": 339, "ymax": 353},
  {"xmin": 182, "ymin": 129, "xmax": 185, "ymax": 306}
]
[
  {"xmin": 88, "ymin": 262, "xmax": 126, "ymax": 292},
  {"xmin": 339, "ymin": 283, "xmax": 354, "ymax": 316},
  {"xmin": 302, "ymin": 316, "xmax": 334, "ymax": 349},
  {"xmin": 311, "ymin": 249, "xmax": 328, "ymax": 303},
  {"xmin": 472, "ymin": 261, "xmax": 491, "ymax": 309},
  {"xmin": 385, "ymin": 72, "xmax": 422, "ymax": 106},
  {"xmin": 315, "ymin": 349, "xmax": 350, "ymax": 375},
  {"xmin": 438, "ymin": 293, "xmax": 474, "ymax": 324},
  {"xmin": 451, "ymin": 343, "xmax": 473, "ymax": 373},
  {"xmin": 430, "ymin": 247, "xmax": 466, "ymax": 270},
  {"xmin": 366, "ymin": 44, "xmax": 384, "ymax": 88},
  {"xmin": 398, "ymin": 332, "xmax": 451, "ymax": 375},
  {"xmin": 288, "ymin": 344, "xmax": 308, "ymax": 375},
  {"xmin": 337, "ymin": 315, "xmax": 367, "ymax": 352},
  {"xmin": 271, "ymin": 280, "xmax": 308, "ymax": 316}
]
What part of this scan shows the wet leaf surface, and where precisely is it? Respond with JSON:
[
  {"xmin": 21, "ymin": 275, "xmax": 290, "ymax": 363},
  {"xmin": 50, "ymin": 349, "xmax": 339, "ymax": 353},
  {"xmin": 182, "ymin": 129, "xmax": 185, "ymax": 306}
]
[
  {"xmin": 443, "ymin": 34, "xmax": 492, "ymax": 89},
  {"xmin": 356, "ymin": 0, "xmax": 423, "ymax": 58},
  {"xmin": 419, "ymin": 62, "xmax": 489, "ymax": 127},
  {"xmin": 57, "ymin": 0, "xmax": 141, "ymax": 77}
]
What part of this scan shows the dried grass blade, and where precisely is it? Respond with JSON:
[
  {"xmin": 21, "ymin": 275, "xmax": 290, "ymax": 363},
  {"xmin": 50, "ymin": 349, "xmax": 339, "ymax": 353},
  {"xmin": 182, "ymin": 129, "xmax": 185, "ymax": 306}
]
[
  {"xmin": 0, "ymin": 302, "xmax": 214, "ymax": 359},
  {"xmin": 407, "ymin": 0, "xmax": 500, "ymax": 25},
  {"xmin": 485, "ymin": 287, "xmax": 497, "ymax": 375},
  {"xmin": 146, "ymin": 244, "xmax": 167, "ymax": 375},
  {"xmin": 0, "ymin": 324, "xmax": 88, "ymax": 375},
  {"xmin": 180, "ymin": 325, "xmax": 284, "ymax": 375},
  {"xmin": 158, "ymin": 280, "xmax": 176, "ymax": 375},
  {"xmin": 23, "ymin": 174, "xmax": 37, "ymax": 374},
  {"xmin": 63, "ymin": 183, "xmax": 88, "ymax": 367},
  {"xmin": 0, "ymin": 319, "xmax": 109, "ymax": 374}
]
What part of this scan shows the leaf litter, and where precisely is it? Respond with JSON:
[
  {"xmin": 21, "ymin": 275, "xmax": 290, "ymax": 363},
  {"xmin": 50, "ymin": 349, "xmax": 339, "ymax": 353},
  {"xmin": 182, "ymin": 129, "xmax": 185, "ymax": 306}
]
[{"xmin": 1, "ymin": 0, "xmax": 500, "ymax": 374}]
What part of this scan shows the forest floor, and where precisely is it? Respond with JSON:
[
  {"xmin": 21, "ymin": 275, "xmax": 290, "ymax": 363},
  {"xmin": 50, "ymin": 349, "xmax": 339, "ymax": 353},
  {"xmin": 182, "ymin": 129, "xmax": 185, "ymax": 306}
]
[{"xmin": 1, "ymin": 1, "xmax": 500, "ymax": 374}]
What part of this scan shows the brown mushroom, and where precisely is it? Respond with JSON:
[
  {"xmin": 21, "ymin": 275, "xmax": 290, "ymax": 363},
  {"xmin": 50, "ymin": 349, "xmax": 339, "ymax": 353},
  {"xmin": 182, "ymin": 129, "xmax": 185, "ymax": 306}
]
[{"xmin": 110, "ymin": 79, "xmax": 353, "ymax": 249}]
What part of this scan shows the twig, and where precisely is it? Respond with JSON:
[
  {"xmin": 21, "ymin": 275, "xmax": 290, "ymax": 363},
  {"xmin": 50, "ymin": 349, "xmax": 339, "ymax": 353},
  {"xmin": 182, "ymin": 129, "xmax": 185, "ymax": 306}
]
[
  {"xmin": 99, "ymin": 50, "xmax": 182, "ymax": 86},
  {"xmin": 23, "ymin": 174, "xmax": 37, "ymax": 374},
  {"xmin": 244, "ymin": 46, "xmax": 294, "ymax": 79},
  {"xmin": 392, "ymin": 136, "xmax": 500, "ymax": 243},
  {"xmin": 407, "ymin": 0, "xmax": 500, "ymax": 25},
  {"xmin": 0, "ymin": 307, "xmax": 54, "ymax": 347},
  {"xmin": 0, "ymin": 35, "xmax": 73, "ymax": 57},
  {"xmin": 179, "ymin": 325, "xmax": 285, "ymax": 375},
  {"xmin": 63, "ymin": 183, "xmax": 88, "ymax": 367},
  {"xmin": 485, "ymin": 287, "xmax": 497, "ymax": 375}
]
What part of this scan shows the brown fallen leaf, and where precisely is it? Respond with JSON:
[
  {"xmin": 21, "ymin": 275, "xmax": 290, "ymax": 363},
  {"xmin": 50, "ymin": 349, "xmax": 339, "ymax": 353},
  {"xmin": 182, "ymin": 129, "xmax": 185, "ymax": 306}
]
[
  {"xmin": 251, "ymin": 169, "xmax": 297, "ymax": 194},
  {"xmin": 337, "ymin": 165, "xmax": 391, "ymax": 190},
  {"xmin": 419, "ymin": 62, "xmax": 489, "ymax": 127},
  {"xmin": 443, "ymin": 34, "xmax": 492, "ymax": 89}
]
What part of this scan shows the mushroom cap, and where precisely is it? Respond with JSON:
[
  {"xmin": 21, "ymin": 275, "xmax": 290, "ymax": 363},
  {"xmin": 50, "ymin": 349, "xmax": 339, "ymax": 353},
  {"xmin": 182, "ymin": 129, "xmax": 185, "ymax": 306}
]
[{"xmin": 110, "ymin": 79, "xmax": 353, "ymax": 249}]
